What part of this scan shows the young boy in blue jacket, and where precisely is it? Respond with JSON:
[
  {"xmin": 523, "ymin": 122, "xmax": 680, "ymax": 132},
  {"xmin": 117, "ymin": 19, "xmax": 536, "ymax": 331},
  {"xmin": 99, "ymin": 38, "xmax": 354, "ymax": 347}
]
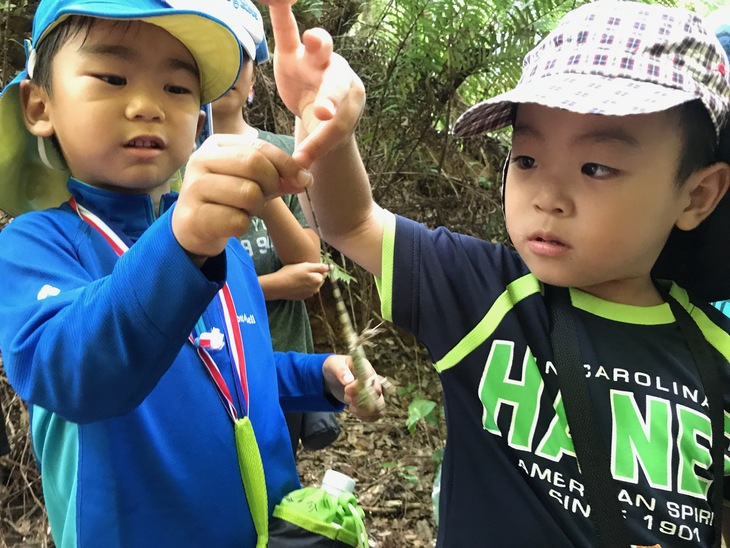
[
  {"xmin": 0, "ymin": 0, "xmax": 382, "ymax": 546},
  {"xmin": 288, "ymin": 1, "xmax": 730, "ymax": 546}
]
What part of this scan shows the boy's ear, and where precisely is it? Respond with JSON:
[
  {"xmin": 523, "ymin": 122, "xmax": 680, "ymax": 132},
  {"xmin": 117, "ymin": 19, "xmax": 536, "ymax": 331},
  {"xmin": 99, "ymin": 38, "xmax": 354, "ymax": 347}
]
[
  {"xmin": 19, "ymin": 79, "xmax": 54, "ymax": 137},
  {"xmin": 675, "ymin": 162, "xmax": 730, "ymax": 231}
]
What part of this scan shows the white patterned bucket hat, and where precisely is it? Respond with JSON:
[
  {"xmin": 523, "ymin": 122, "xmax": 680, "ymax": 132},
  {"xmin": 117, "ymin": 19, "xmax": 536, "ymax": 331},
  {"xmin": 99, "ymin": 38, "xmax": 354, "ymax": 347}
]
[{"xmin": 454, "ymin": 1, "xmax": 730, "ymax": 138}]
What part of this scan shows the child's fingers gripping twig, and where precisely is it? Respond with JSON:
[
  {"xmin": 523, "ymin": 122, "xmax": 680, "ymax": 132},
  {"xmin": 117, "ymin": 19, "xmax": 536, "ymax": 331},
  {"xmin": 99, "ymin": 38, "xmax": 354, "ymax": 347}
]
[
  {"xmin": 172, "ymin": 135, "xmax": 312, "ymax": 260},
  {"xmin": 355, "ymin": 323, "xmax": 394, "ymax": 395},
  {"xmin": 330, "ymin": 278, "xmax": 386, "ymax": 416}
]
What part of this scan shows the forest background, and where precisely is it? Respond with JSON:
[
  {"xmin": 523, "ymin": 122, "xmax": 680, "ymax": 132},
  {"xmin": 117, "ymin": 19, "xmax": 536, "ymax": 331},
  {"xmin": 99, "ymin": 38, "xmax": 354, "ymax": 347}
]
[{"xmin": 0, "ymin": 0, "xmax": 723, "ymax": 545}]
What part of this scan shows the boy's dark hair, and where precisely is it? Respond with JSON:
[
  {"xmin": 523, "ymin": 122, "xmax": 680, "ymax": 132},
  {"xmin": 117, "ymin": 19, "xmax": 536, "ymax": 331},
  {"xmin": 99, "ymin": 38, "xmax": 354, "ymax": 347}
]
[
  {"xmin": 676, "ymin": 100, "xmax": 719, "ymax": 185},
  {"xmin": 32, "ymin": 16, "xmax": 131, "ymax": 94}
]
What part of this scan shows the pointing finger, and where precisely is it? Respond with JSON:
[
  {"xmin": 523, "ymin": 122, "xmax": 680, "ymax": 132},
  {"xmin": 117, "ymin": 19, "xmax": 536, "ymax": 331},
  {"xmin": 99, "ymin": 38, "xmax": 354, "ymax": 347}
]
[{"xmin": 266, "ymin": 3, "xmax": 301, "ymax": 54}]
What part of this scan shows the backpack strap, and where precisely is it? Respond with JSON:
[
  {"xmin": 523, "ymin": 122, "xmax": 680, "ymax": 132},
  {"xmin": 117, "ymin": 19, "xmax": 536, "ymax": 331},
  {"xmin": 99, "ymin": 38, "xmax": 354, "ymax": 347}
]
[
  {"xmin": 661, "ymin": 289, "xmax": 724, "ymax": 548},
  {"xmin": 545, "ymin": 284, "xmax": 632, "ymax": 547}
]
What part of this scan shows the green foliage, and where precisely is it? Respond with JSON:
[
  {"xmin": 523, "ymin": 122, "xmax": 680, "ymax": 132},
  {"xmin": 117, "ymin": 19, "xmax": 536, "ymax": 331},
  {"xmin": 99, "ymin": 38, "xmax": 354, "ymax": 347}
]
[
  {"xmin": 320, "ymin": 249, "xmax": 357, "ymax": 285},
  {"xmin": 381, "ymin": 461, "xmax": 420, "ymax": 484},
  {"xmin": 293, "ymin": 0, "xmax": 324, "ymax": 20},
  {"xmin": 400, "ymin": 465, "xmax": 420, "ymax": 484},
  {"xmin": 398, "ymin": 382, "xmax": 442, "ymax": 436},
  {"xmin": 406, "ymin": 398, "xmax": 438, "ymax": 434},
  {"xmin": 678, "ymin": 0, "xmax": 728, "ymax": 15},
  {"xmin": 1, "ymin": 0, "xmax": 38, "ymax": 87}
]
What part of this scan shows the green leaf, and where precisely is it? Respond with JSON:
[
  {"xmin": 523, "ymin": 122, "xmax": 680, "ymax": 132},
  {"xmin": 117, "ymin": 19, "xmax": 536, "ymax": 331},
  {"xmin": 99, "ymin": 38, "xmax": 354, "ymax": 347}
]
[{"xmin": 406, "ymin": 398, "xmax": 437, "ymax": 434}]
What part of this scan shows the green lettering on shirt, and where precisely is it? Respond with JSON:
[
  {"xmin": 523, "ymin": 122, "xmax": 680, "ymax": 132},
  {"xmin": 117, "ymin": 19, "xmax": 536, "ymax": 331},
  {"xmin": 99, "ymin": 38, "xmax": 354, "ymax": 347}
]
[
  {"xmin": 612, "ymin": 392, "xmax": 671, "ymax": 489},
  {"xmin": 677, "ymin": 404, "xmax": 711, "ymax": 499},
  {"xmin": 479, "ymin": 341, "xmax": 543, "ymax": 451}
]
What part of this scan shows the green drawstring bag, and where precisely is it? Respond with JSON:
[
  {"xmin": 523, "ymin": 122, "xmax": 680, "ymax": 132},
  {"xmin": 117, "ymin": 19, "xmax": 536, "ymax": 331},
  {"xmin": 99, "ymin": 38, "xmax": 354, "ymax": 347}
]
[
  {"xmin": 234, "ymin": 416, "xmax": 367, "ymax": 547},
  {"xmin": 268, "ymin": 470, "xmax": 368, "ymax": 548}
]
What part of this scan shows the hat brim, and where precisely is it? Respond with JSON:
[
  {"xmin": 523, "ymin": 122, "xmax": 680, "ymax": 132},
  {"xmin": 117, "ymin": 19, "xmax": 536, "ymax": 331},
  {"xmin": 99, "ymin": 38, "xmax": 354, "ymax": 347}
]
[
  {"xmin": 453, "ymin": 73, "xmax": 698, "ymax": 137},
  {"xmin": 163, "ymin": 0, "xmax": 266, "ymax": 67},
  {"xmin": 38, "ymin": 7, "xmax": 242, "ymax": 104}
]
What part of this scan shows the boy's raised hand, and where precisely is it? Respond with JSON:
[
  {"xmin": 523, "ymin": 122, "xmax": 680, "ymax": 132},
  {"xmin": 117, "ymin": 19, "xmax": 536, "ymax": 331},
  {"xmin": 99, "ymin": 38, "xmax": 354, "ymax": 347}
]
[
  {"xmin": 172, "ymin": 134, "xmax": 312, "ymax": 261},
  {"xmin": 257, "ymin": 0, "xmax": 366, "ymax": 168}
]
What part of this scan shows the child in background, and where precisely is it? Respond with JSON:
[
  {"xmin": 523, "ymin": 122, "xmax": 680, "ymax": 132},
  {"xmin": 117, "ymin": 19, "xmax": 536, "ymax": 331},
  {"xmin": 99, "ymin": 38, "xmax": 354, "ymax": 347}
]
[
  {"xmin": 210, "ymin": 23, "xmax": 340, "ymax": 457},
  {"xmin": 0, "ymin": 0, "xmax": 382, "ymax": 546},
  {"xmin": 271, "ymin": 1, "xmax": 730, "ymax": 546}
]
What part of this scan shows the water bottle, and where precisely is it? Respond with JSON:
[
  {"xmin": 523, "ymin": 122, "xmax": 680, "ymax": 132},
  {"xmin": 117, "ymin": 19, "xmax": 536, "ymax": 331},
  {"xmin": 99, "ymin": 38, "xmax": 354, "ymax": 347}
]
[
  {"xmin": 321, "ymin": 469, "xmax": 356, "ymax": 498},
  {"xmin": 269, "ymin": 469, "xmax": 368, "ymax": 547}
]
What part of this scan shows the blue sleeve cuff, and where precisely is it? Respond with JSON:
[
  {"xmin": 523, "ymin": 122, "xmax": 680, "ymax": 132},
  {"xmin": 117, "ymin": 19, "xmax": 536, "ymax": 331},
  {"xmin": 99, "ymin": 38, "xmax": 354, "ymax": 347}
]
[{"xmin": 275, "ymin": 351, "xmax": 345, "ymax": 413}]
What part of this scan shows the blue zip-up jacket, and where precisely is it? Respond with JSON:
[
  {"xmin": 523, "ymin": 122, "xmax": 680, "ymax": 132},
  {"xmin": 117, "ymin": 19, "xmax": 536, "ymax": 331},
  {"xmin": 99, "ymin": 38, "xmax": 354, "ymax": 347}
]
[{"xmin": 0, "ymin": 178, "xmax": 341, "ymax": 547}]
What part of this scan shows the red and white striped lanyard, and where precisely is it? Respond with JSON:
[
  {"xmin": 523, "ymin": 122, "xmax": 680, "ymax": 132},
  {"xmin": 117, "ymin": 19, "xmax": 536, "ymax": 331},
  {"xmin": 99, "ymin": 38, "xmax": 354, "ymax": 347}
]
[{"xmin": 69, "ymin": 197, "xmax": 250, "ymax": 420}]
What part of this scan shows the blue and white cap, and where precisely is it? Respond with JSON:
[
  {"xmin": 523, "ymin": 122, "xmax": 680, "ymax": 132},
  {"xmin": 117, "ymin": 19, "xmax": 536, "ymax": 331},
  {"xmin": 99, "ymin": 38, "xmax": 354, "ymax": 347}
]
[
  {"xmin": 167, "ymin": 0, "xmax": 267, "ymax": 64},
  {"xmin": 255, "ymin": 37, "xmax": 270, "ymax": 65},
  {"xmin": 0, "ymin": 0, "xmax": 248, "ymax": 216},
  {"xmin": 707, "ymin": 6, "xmax": 730, "ymax": 59}
]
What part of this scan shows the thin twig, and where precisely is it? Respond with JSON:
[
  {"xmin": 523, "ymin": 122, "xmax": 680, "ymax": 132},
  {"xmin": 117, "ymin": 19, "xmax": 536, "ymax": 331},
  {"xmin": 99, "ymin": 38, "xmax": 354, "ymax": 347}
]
[{"xmin": 330, "ymin": 278, "xmax": 385, "ymax": 414}]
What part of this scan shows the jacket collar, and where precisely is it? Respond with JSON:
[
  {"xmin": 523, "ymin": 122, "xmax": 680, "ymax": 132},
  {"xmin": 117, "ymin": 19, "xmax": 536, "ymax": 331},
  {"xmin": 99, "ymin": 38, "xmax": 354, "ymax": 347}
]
[{"xmin": 67, "ymin": 178, "xmax": 178, "ymax": 243}]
